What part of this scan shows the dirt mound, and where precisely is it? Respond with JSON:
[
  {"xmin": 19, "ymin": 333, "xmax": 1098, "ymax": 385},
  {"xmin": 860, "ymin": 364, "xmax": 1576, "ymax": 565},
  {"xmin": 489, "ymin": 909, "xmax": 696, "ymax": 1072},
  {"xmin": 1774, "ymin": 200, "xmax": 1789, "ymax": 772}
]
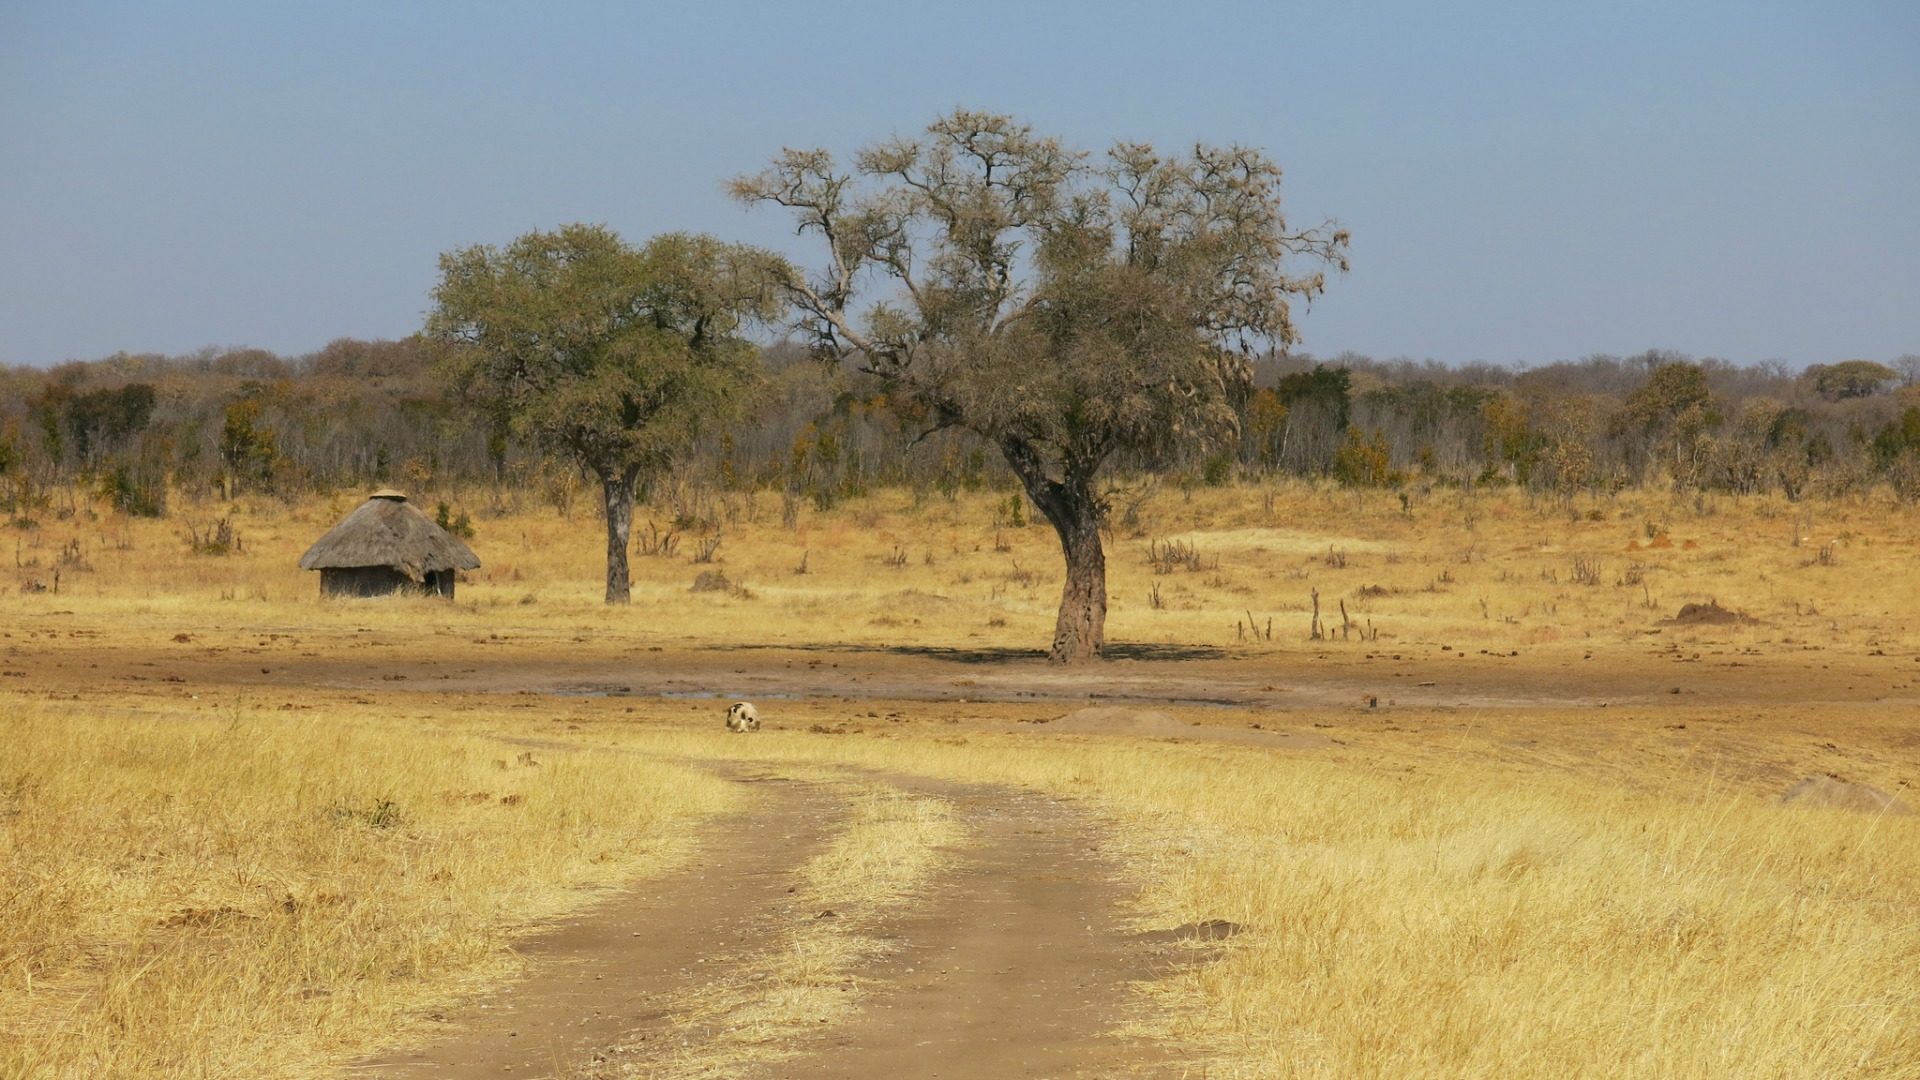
[
  {"xmin": 1665, "ymin": 600, "xmax": 1757, "ymax": 626},
  {"xmin": 690, "ymin": 570, "xmax": 753, "ymax": 599},
  {"xmin": 1779, "ymin": 775, "xmax": 1913, "ymax": 816}
]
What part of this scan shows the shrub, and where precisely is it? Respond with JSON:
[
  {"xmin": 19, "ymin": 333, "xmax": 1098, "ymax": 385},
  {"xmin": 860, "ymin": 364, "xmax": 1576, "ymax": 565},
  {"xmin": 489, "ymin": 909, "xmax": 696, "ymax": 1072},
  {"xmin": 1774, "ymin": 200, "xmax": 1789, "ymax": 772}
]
[
  {"xmin": 183, "ymin": 515, "xmax": 243, "ymax": 556},
  {"xmin": 1334, "ymin": 428, "xmax": 1398, "ymax": 487},
  {"xmin": 434, "ymin": 501, "xmax": 476, "ymax": 539}
]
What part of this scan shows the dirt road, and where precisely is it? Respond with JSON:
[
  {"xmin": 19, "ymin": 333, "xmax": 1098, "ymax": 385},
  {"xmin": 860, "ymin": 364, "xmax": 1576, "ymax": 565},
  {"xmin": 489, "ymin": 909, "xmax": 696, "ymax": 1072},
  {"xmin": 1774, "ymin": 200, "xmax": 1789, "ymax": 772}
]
[
  {"xmin": 765, "ymin": 779, "xmax": 1172, "ymax": 1080},
  {"xmin": 356, "ymin": 767, "xmax": 1179, "ymax": 1080},
  {"xmin": 355, "ymin": 771, "xmax": 844, "ymax": 1079}
]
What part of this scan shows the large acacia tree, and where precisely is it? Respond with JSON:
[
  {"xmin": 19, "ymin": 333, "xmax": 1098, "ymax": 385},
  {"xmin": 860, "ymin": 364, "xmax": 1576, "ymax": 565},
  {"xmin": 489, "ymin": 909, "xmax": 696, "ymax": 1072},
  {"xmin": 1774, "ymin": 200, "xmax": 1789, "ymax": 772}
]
[
  {"xmin": 428, "ymin": 224, "xmax": 784, "ymax": 603},
  {"xmin": 734, "ymin": 111, "xmax": 1348, "ymax": 661}
]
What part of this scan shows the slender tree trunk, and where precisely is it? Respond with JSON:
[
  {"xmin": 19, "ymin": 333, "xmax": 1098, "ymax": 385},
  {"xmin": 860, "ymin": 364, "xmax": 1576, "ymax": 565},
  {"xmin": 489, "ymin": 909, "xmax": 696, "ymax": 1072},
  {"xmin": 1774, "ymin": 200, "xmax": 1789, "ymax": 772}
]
[{"xmin": 600, "ymin": 466, "xmax": 639, "ymax": 604}]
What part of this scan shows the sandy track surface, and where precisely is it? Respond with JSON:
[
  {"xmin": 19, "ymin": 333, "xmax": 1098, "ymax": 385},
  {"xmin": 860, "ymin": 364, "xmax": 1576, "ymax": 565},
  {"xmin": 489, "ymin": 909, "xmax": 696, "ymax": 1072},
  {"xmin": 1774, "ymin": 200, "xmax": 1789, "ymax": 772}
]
[
  {"xmin": 355, "ymin": 764, "xmax": 1178, "ymax": 1079},
  {"xmin": 766, "ymin": 776, "xmax": 1174, "ymax": 1080},
  {"xmin": 354, "ymin": 770, "xmax": 843, "ymax": 1079}
]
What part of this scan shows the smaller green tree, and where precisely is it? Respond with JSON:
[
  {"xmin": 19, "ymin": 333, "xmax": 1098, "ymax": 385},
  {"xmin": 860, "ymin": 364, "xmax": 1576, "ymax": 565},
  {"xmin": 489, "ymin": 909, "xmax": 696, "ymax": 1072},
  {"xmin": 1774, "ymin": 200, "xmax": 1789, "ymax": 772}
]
[
  {"xmin": 220, "ymin": 397, "xmax": 278, "ymax": 495},
  {"xmin": 1332, "ymin": 427, "xmax": 1395, "ymax": 487},
  {"xmin": 1805, "ymin": 360, "xmax": 1898, "ymax": 401},
  {"xmin": 1619, "ymin": 361, "xmax": 1717, "ymax": 485},
  {"xmin": 27, "ymin": 382, "xmax": 157, "ymax": 473},
  {"xmin": 67, "ymin": 384, "xmax": 157, "ymax": 469},
  {"xmin": 1870, "ymin": 404, "xmax": 1920, "ymax": 466},
  {"xmin": 427, "ymin": 225, "xmax": 784, "ymax": 603}
]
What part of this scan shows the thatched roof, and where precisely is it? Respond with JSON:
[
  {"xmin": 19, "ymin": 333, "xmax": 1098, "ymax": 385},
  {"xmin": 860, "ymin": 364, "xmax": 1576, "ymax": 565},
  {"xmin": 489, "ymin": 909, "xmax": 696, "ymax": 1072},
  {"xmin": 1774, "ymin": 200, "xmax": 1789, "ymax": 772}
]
[{"xmin": 298, "ymin": 492, "xmax": 480, "ymax": 580}]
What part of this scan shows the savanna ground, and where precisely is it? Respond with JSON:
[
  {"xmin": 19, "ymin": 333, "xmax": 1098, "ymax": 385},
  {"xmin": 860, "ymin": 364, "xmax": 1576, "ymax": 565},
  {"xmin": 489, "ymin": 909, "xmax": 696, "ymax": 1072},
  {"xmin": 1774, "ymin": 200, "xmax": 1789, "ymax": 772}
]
[{"xmin": 3, "ymin": 481, "xmax": 1917, "ymax": 1078}]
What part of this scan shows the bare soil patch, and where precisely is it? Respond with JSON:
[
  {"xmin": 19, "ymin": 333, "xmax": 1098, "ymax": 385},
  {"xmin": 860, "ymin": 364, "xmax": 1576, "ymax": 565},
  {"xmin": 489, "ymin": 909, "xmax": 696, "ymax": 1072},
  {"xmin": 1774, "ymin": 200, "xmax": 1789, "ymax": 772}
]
[
  {"xmin": 16, "ymin": 611, "xmax": 1916, "ymax": 720},
  {"xmin": 1664, "ymin": 600, "xmax": 1759, "ymax": 626}
]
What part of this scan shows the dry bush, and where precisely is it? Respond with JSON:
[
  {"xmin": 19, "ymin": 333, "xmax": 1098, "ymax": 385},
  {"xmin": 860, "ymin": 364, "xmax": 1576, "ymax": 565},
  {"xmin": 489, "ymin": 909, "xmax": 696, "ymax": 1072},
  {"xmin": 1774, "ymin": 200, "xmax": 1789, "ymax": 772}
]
[
  {"xmin": 1147, "ymin": 538, "xmax": 1204, "ymax": 574},
  {"xmin": 691, "ymin": 533, "xmax": 723, "ymax": 564},
  {"xmin": 182, "ymin": 514, "xmax": 242, "ymax": 556},
  {"xmin": 635, "ymin": 520, "xmax": 680, "ymax": 557}
]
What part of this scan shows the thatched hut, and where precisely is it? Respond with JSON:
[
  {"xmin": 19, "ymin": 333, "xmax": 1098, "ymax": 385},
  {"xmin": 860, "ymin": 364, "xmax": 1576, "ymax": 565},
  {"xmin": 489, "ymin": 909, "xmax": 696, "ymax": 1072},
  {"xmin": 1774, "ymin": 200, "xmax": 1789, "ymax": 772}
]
[{"xmin": 298, "ymin": 490, "xmax": 480, "ymax": 598}]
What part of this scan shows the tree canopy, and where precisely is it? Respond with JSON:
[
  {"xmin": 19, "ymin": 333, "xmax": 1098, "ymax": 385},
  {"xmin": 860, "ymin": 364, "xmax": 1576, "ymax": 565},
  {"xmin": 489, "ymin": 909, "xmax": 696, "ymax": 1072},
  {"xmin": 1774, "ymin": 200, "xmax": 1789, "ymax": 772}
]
[
  {"xmin": 427, "ymin": 224, "xmax": 784, "ymax": 602},
  {"xmin": 735, "ymin": 110, "xmax": 1348, "ymax": 659},
  {"xmin": 1806, "ymin": 360, "xmax": 1898, "ymax": 401}
]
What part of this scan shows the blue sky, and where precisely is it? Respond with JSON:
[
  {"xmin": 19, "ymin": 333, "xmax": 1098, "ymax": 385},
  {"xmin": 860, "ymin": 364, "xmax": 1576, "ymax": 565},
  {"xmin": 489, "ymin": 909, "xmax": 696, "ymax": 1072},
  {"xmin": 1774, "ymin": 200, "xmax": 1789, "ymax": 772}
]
[{"xmin": 2, "ymin": 1, "xmax": 1915, "ymax": 368}]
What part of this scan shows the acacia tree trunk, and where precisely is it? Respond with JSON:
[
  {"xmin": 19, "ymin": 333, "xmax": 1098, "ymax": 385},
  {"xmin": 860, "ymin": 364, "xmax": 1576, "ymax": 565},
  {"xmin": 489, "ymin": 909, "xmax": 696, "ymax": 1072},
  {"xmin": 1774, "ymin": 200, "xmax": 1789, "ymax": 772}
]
[
  {"xmin": 1003, "ymin": 440, "xmax": 1107, "ymax": 663},
  {"xmin": 1042, "ymin": 484, "xmax": 1107, "ymax": 663},
  {"xmin": 599, "ymin": 465, "xmax": 640, "ymax": 604}
]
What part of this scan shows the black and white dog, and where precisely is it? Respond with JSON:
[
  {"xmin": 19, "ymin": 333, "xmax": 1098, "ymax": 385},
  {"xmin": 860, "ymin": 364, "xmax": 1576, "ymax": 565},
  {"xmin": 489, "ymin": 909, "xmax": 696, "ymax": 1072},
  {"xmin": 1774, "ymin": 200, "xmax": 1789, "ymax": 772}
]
[{"xmin": 724, "ymin": 701, "xmax": 760, "ymax": 733}]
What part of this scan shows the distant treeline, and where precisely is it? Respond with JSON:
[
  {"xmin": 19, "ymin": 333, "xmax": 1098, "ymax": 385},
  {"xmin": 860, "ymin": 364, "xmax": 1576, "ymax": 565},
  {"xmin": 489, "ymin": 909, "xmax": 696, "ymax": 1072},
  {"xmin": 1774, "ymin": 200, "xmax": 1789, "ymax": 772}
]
[{"xmin": 3, "ymin": 338, "xmax": 1918, "ymax": 520}]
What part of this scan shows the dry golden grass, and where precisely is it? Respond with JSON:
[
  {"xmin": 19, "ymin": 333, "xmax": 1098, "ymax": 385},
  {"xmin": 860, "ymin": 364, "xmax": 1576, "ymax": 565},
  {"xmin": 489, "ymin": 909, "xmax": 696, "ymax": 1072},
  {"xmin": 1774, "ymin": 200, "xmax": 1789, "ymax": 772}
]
[
  {"xmin": 3, "ymin": 480, "xmax": 1919, "ymax": 1077},
  {"xmin": 7, "ymin": 480, "xmax": 1919, "ymax": 686},
  {"xmin": 0, "ymin": 701, "xmax": 736, "ymax": 1080},
  {"xmin": 612, "ymin": 722, "xmax": 1920, "ymax": 1078}
]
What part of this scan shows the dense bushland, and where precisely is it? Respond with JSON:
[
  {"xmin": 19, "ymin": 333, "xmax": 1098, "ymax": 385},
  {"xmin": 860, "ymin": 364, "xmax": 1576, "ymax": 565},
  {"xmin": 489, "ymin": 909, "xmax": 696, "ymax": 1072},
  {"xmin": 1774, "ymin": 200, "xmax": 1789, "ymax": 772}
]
[{"xmin": 3, "ymin": 340, "xmax": 1918, "ymax": 524}]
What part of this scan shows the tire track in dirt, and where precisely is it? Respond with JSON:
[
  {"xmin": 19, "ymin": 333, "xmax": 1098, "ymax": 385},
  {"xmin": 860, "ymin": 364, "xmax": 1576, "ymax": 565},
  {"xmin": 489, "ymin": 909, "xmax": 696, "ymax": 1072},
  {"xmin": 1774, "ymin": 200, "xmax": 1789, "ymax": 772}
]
[
  {"xmin": 353, "ymin": 770, "xmax": 843, "ymax": 1080},
  {"xmin": 759, "ymin": 775, "xmax": 1179, "ymax": 1080},
  {"xmin": 353, "ymin": 760, "xmax": 1183, "ymax": 1080}
]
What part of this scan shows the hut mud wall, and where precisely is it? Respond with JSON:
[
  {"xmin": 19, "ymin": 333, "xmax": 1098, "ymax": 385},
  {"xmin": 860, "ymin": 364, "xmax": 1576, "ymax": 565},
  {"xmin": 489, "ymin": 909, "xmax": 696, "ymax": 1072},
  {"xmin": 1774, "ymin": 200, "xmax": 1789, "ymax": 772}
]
[{"xmin": 319, "ymin": 566, "xmax": 455, "ymax": 598}]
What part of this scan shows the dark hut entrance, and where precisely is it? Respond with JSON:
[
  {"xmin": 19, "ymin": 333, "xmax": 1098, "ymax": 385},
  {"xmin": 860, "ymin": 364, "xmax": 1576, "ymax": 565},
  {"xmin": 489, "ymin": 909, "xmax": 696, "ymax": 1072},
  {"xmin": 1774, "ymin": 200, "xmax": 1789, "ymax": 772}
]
[{"xmin": 297, "ymin": 490, "xmax": 481, "ymax": 599}]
